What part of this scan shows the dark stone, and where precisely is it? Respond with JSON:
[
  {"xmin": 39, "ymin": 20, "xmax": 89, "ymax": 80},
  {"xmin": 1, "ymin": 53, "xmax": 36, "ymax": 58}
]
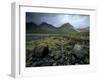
[
  {"xmin": 31, "ymin": 61, "xmax": 42, "ymax": 67},
  {"xmin": 33, "ymin": 46, "xmax": 49, "ymax": 58},
  {"xmin": 70, "ymin": 55, "xmax": 76, "ymax": 64},
  {"xmin": 41, "ymin": 62, "xmax": 52, "ymax": 66},
  {"xmin": 33, "ymin": 61, "xmax": 51, "ymax": 67},
  {"xmin": 58, "ymin": 58, "xmax": 64, "ymax": 64},
  {"xmin": 54, "ymin": 55, "xmax": 60, "ymax": 60},
  {"xmin": 49, "ymin": 59, "xmax": 55, "ymax": 64},
  {"xmin": 42, "ymin": 57, "xmax": 55, "ymax": 66},
  {"xmin": 52, "ymin": 62, "xmax": 57, "ymax": 66},
  {"xmin": 32, "ymin": 57, "xmax": 41, "ymax": 62}
]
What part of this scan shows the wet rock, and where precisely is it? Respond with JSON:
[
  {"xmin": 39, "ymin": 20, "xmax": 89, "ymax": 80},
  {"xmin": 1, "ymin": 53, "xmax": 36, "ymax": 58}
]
[{"xmin": 33, "ymin": 46, "xmax": 49, "ymax": 58}]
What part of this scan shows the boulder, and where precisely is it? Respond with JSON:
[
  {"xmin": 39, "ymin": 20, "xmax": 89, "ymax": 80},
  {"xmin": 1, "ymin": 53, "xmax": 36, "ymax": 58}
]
[
  {"xmin": 72, "ymin": 44, "xmax": 84, "ymax": 58},
  {"xmin": 73, "ymin": 44, "xmax": 82, "ymax": 51},
  {"xmin": 33, "ymin": 46, "xmax": 49, "ymax": 58}
]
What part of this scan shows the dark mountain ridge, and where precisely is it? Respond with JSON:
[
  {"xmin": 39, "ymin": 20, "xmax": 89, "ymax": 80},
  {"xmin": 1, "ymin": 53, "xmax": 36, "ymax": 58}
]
[{"xmin": 26, "ymin": 22, "xmax": 88, "ymax": 34}]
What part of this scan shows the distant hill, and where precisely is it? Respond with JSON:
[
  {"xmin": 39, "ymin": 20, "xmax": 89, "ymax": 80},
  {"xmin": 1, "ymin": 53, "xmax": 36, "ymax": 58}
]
[
  {"xmin": 26, "ymin": 22, "xmax": 38, "ymax": 33},
  {"xmin": 26, "ymin": 22, "xmax": 85, "ymax": 34},
  {"xmin": 58, "ymin": 23, "xmax": 76, "ymax": 33},
  {"xmin": 76, "ymin": 27, "xmax": 89, "ymax": 32},
  {"xmin": 38, "ymin": 22, "xmax": 58, "ymax": 34}
]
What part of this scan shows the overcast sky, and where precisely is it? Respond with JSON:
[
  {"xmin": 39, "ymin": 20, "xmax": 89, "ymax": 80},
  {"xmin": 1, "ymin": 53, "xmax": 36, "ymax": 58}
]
[{"xmin": 26, "ymin": 12, "xmax": 90, "ymax": 28}]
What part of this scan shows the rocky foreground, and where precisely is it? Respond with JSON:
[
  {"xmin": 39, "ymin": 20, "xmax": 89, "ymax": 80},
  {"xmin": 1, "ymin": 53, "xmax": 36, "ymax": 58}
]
[{"xmin": 26, "ymin": 36, "xmax": 89, "ymax": 67}]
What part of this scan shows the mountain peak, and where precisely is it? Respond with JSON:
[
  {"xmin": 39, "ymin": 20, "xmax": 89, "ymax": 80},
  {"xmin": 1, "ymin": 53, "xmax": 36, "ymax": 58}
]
[
  {"xmin": 61, "ymin": 23, "xmax": 74, "ymax": 28},
  {"xmin": 40, "ymin": 22, "xmax": 56, "ymax": 28},
  {"xmin": 58, "ymin": 23, "xmax": 76, "ymax": 33}
]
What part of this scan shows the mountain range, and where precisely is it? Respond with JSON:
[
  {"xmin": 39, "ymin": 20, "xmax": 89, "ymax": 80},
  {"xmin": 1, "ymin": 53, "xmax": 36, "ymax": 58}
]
[{"xmin": 26, "ymin": 22, "xmax": 89, "ymax": 34}]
